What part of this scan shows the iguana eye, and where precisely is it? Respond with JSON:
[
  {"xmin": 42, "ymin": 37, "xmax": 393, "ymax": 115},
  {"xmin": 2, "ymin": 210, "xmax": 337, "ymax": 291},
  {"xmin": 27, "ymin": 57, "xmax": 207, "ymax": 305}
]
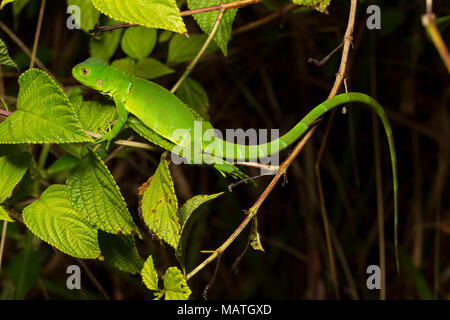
[{"xmin": 81, "ymin": 68, "xmax": 89, "ymax": 76}]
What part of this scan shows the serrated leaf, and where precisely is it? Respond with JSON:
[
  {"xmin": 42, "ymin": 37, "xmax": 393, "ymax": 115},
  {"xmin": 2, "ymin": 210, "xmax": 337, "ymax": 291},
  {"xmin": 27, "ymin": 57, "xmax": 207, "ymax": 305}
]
[
  {"xmin": 90, "ymin": 18, "xmax": 123, "ymax": 62},
  {"xmin": 136, "ymin": 58, "xmax": 174, "ymax": 79},
  {"xmin": 23, "ymin": 185, "xmax": 101, "ymax": 259},
  {"xmin": 141, "ymin": 153, "xmax": 179, "ymax": 248},
  {"xmin": 66, "ymin": 150, "xmax": 139, "ymax": 236},
  {"xmin": 141, "ymin": 255, "xmax": 159, "ymax": 291},
  {"xmin": 99, "ymin": 231, "xmax": 143, "ymax": 274},
  {"xmin": 121, "ymin": 26, "xmax": 157, "ymax": 60},
  {"xmin": 71, "ymin": 100, "xmax": 116, "ymax": 133},
  {"xmin": 0, "ymin": 38, "xmax": 18, "ymax": 70},
  {"xmin": 175, "ymin": 192, "xmax": 223, "ymax": 266},
  {"xmin": 0, "ymin": 69, "xmax": 92, "ymax": 144},
  {"xmin": 0, "ymin": 149, "xmax": 30, "ymax": 204},
  {"xmin": 175, "ymin": 77, "xmax": 209, "ymax": 120},
  {"xmin": 67, "ymin": 0, "xmax": 101, "ymax": 33},
  {"xmin": 92, "ymin": 0, "xmax": 186, "ymax": 33},
  {"xmin": 167, "ymin": 33, "xmax": 218, "ymax": 64},
  {"xmin": 66, "ymin": 87, "xmax": 83, "ymax": 103},
  {"xmin": 187, "ymin": 0, "xmax": 237, "ymax": 56},
  {"xmin": 292, "ymin": 0, "xmax": 331, "ymax": 13},
  {"xmin": 163, "ymin": 267, "xmax": 191, "ymax": 300},
  {"xmin": 0, "ymin": 205, "xmax": 13, "ymax": 222},
  {"xmin": 7, "ymin": 249, "xmax": 40, "ymax": 299}
]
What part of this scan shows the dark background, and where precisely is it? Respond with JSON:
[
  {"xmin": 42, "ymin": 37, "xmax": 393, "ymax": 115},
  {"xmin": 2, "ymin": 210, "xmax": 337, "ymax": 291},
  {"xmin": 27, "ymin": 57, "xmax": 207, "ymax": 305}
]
[{"xmin": 0, "ymin": 0, "xmax": 448, "ymax": 299}]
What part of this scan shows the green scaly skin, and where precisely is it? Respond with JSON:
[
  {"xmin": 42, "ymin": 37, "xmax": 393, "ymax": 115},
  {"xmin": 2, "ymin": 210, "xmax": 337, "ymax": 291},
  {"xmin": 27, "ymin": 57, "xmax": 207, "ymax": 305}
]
[{"xmin": 73, "ymin": 58, "xmax": 399, "ymax": 267}]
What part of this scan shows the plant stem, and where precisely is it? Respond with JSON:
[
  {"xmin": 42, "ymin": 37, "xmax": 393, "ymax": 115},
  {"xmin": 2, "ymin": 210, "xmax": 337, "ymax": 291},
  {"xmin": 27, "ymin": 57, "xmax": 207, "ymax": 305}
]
[
  {"xmin": 29, "ymin": 0, "xmax": 46, "ymax": 69},
  {"xmin": 170, "ymin": 6, "xmax": 225, "ymax": 93},
  {"xmin": 32, "ymin": 144, "xmax": 50, "ymax": 195},
  {"xmin": 0, "ymin": 221, "xmax": 8, "ymax": 273}
]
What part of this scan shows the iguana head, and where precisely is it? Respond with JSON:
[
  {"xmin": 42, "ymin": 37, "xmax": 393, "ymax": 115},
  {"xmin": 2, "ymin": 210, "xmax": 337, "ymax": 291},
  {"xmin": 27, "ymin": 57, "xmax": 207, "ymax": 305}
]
[{"xmin": 72, "ymin": 57, "xmax": 112, "ymax": 93}]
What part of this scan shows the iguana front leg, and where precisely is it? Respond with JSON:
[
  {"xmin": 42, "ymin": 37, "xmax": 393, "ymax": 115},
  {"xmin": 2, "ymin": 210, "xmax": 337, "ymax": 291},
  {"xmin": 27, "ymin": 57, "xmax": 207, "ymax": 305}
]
[{"xmin": 94, "ymin": 95, "xmax": 128, "ymax": 150}]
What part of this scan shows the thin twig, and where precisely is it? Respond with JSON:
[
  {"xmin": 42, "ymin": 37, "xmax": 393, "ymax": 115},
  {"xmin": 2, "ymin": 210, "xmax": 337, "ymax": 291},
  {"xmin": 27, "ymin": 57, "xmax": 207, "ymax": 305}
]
[
  {"xmin": 170, "ymin": 6, "xmax": 225, "ymax": 93},
  {"xmin": 0, "ymin": 221, "xmax": 8, "ymax": 273},
  {"xmin": 77, "ymin": 259, "xmax": 111, "ymax": 300},
  {"xmin": 0, "ymin": 21, "xmax": 52, "ymax": 75},
  {"xmin": 29, "ymin": 0, "xmax": 46, "ymax": 69},
  {"xmin": 202, "ymin": 252, "xmax": 222, "ymax": 300}
]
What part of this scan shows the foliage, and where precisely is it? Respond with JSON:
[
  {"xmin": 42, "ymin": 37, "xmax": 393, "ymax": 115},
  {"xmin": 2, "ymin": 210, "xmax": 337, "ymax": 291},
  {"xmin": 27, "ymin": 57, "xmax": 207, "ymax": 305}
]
[{"xmin": 0, "ymin": 0, "xmax": 447, "ymax": 301}]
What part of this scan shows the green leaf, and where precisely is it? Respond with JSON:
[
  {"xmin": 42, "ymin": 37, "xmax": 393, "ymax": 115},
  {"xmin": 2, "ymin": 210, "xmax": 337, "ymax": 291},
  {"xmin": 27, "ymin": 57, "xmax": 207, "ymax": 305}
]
[
  {"xmin": 12, "ymin": 0, "xmax": 30, "ymax": 17},
  {"xmin": 136, "ymin": 58, "xmax": 174, "ymax": 79},
  {"xmin": 292, "ymin": 0, "xmax": 331, "ymax": 12},
  {"xmin": 66, "ymin": 87, "xmax": 83, "ymax": 103},
  {"xmin": 92, "ymin": 0, "xmax": 186, "ymax": 33},
  {"xmin": 175, "ymin": 192, "xmax": 223, "ymax": 266},
  {"xmin": 163, "ymin": 267, "xmax": 191, "ymax": 300},
  {"xmin": 66, "ymin": 150, "xmax": 140, "ymax": 236},
  {"xmin": 398, "ymin": 247, "xmax": 433, "ymax": 300},
  {"xmin": 159, "ymin": 30, "xmax": 172, "ymax": 43},
  {"xmin": 67, "ymin": 0, "xmax": 101, "ymax": 33},
  {"xmin": 0, "ymin": 0, "xmax": 14, "ymax": 10},
  {"xmin": 167, "ymin": 33, "xmax": 218, "ymax": 64},
  {"xmin": 0, "ymin": 205, "xmax": 13, "ymax": 222},
  {"xmin": 71, "ymin": 100, "xmax": 116, "ymax": 133},
  {"xmin": 141, "ymin": 255, "xmax": 159, "ymax": 291},
  {"xmin": 90, "ymin": 18, "xmax": 123, "ymax": 62},
  {"xmin": 0, "ymin": 148, "xmax": 30, "ymax": 203},
  {"xmin": 59, "ymin": 100, "xmax": 116, "ymax": 159},
  {"xmin": 175, "ymin": 77, "xmax": 210, "ymax": 120},
  {"xmin": 47, "ymin": 154, "xmax": 80, "ymax": 175},
  {"xmin": 111, "ymin": 57, "xmax": 136, "ymax": 74},
  {"xmin": 7, "ymin": 249, "xmax": 40, "ymax": 299},
  {"xmin": 141, "ymin": 153, "xmax": 180, "ymax": 248},
  {"xmin": 99, "ymin": 231, "xmax": 143, "ymax": 274},
  {"xmin": 23, "ymin": 185, "xmax": 101, "ymax": 259},
  {"xmin": 436, "ymin": 16, "xmax": 450, "ymax": 34},
  {"xmin": 121, "ymin": 26, "xmax": 157, "ymax": 60},
  {"xmin": 0, "ymin": 38, "xmax": 18, "ymax": 70},
  {"xmin": 0, "ymin": 69, "xmax": 92, "ymax": 144},
  {"xmin": 187, "ymin": 0, "xmax": 237, "ymax": 56},
  {"xmin": 112, "ymin": 57, "xmax": 174, "ymax": 80}
]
